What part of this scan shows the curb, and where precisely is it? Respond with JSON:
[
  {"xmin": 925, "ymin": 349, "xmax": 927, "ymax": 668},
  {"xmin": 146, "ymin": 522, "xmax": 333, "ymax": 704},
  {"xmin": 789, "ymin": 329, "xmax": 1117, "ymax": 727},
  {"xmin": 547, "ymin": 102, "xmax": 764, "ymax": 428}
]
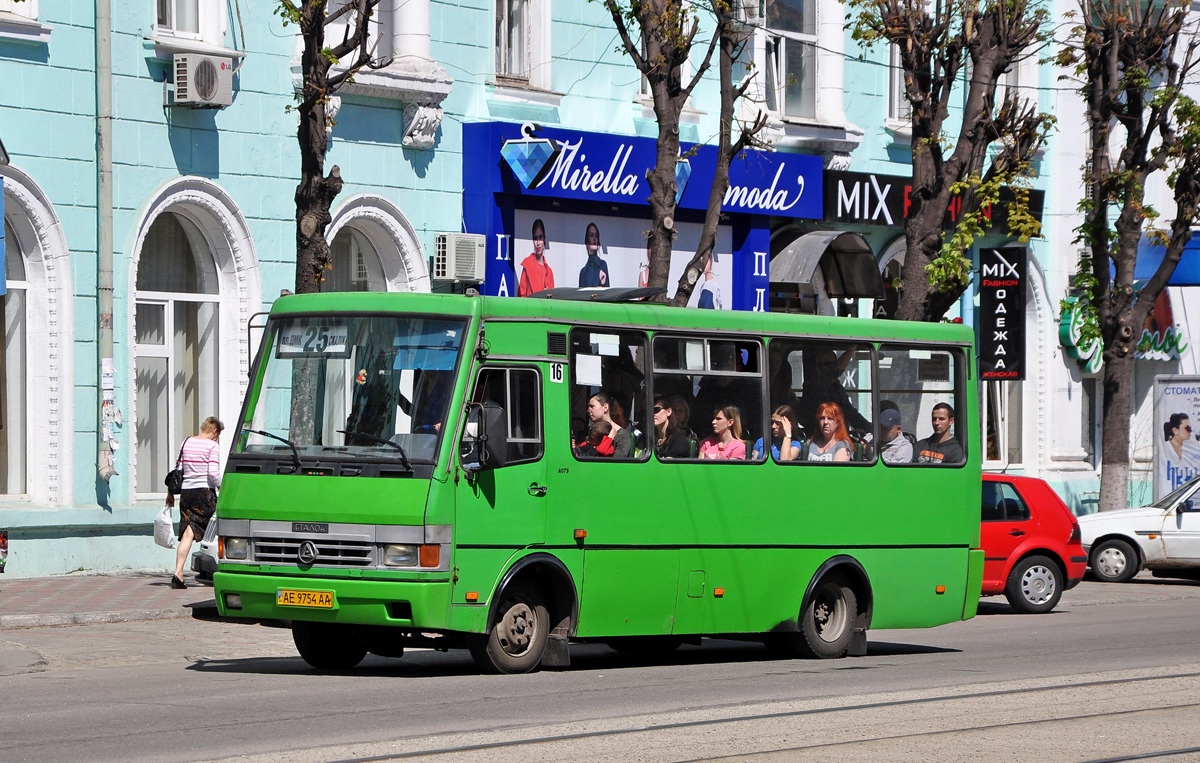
[{"xmin": 0, "ymin": 601, "xmax": 220, "ymax": 630}]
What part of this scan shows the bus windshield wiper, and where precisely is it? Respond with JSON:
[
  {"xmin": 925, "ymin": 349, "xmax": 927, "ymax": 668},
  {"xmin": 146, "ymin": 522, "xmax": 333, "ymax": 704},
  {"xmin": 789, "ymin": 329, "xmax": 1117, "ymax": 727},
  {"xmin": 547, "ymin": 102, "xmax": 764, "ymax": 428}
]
[
  {"xmin": 337, "ymin": 430, "xmax": 413, "ymax": 471},
  {"xmin": 241, "ymin": 428, "xmax": 301, "ymax": 472}
]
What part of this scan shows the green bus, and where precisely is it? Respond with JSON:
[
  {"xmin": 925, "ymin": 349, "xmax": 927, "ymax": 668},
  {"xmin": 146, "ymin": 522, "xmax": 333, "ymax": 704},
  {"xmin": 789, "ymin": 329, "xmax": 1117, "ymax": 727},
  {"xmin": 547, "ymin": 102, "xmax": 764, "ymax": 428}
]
[{"xmin": 213, "ymin": 290, "xmax": 983, "ymax": 673}]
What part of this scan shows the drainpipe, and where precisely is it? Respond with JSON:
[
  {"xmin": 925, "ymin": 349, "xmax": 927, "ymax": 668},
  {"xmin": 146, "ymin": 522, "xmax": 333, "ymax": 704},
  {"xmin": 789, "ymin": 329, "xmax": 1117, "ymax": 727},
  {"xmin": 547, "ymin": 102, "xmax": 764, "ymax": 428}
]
[{"xmin": 96, "ymin": 0, "xmax": 117, "ymax": 484}]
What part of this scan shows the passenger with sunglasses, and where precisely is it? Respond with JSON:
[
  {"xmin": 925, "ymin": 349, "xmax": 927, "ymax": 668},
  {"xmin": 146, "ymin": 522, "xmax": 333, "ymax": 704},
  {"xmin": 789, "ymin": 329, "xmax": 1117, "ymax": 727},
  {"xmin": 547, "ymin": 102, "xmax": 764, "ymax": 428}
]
[
  {"xmin": 517, "ymin": 218, "xmax": 555, "ymax": 297},
  {"xmin": 653, "ymin": 395, "xmax": 692, "ymax": 459}
]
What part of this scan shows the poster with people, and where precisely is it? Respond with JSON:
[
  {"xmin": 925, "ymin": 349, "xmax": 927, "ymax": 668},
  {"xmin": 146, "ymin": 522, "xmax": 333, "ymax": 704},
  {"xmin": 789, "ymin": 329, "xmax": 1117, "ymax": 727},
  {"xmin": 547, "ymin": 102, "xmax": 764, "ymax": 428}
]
[
  {"xmin": 512, "ymin": 211, "xmax": 734, "ymax": 308},
  {"xmin": 1153, "ymin": 376, "xmax": 1200, "ymax": 500}
]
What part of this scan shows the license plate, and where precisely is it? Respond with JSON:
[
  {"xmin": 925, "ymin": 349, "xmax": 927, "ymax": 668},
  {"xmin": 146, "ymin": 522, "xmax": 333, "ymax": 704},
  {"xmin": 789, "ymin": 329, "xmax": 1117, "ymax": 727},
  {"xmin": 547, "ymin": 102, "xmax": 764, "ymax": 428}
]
[{"xmin": 276, "ymin": 589, "xmax": 334, "ymax": 608}]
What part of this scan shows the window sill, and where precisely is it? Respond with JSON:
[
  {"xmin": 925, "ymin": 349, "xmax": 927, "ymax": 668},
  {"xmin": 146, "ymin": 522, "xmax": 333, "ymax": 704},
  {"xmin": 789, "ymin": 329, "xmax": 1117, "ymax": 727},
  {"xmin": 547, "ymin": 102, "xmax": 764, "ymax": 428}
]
[
  {"xmin": 334, "ymin": 58, "xmax": 453, "ymax": 103},
  {"xmin": 767, "ymin": 114, "xmax": 865, "ymax": 158},
  {"xmin": 0, "ymin": 13, "xmax": 50, "ymax": 45},
  {"xmin": 634, "ymin": 95, "xmax": 703, "ymax": 124},
  {"xmin": 144, "ymin": 33, "xmax": 246, "ymax": 62},
  {"xmin": 489, "ymin": 82, "xmax": 563, "ymax": 108},
  {"xmin": 884, "ymin": 118, "xmax": 912, "ymax": 145}
]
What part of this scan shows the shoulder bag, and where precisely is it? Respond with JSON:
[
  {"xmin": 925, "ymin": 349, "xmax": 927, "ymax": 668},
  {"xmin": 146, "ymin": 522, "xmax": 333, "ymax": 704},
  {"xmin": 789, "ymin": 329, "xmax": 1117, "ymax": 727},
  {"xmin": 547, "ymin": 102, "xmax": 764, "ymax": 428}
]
[{"xmin": 164, "ymin": 438, "xmax": 188, "ymax": 495}]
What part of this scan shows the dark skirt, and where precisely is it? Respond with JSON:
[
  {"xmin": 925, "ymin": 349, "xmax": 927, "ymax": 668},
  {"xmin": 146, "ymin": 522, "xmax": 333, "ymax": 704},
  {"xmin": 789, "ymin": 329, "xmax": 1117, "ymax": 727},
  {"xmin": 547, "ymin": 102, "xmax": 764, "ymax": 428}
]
[{"xmin": 178, "ymin": 488, "xmax": 216, "ymax": 541}]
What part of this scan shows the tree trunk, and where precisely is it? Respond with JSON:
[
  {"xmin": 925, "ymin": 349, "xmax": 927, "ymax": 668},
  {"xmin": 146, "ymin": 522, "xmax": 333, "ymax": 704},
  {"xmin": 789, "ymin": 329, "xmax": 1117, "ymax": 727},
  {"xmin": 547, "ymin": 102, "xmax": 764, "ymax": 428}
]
[
  {"xmin": 1098, "ymin": 348, "xmax": 1135, "ymax": 512},
  {"xmin": 645, "ymin": 83, "xmax": 681, "ymax": 295}
]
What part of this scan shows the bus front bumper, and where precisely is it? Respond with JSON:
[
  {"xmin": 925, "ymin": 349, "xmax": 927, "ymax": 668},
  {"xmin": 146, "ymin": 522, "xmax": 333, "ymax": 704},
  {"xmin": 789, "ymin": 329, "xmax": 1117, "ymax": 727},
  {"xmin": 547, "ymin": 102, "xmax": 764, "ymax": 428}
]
[{"xmin": 213, "ymin": 571, "xmax": 461, "ymax": 630}]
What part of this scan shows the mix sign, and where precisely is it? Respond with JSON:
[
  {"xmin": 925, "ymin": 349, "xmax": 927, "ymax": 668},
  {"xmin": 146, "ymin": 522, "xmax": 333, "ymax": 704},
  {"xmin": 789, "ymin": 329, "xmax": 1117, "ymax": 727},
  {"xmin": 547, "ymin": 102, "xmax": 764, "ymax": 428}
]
[{"xmin": 978, "ymin": 248, "xmax": 1027, "ymax": 380}]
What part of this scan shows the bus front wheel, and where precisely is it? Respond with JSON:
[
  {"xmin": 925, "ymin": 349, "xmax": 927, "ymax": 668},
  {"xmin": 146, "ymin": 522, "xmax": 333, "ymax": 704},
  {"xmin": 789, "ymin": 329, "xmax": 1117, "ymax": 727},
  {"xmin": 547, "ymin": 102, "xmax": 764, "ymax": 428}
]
[
  {"xmin": 469, "ymin": 585, "xmax": 550, "ymax": 674},
  {"xmin": 292, "ymin": 621, "xmax": 368, "ymax": 670},
  {"xmin": 798, "ymin": 575, "xmax": 858, "ymax": 659}
]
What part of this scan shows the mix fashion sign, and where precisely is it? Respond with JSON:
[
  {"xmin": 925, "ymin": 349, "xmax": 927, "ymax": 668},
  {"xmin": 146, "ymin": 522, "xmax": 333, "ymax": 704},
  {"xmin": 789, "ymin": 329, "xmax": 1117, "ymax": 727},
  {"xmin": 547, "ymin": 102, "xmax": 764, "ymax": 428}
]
[
  {"xmin": 978, "ymin": 248, "xmax": 1027, "ymax": 380},
  {"xmin": 824, "ymin": 171, "xmax": 1045, "ymax": 230},
  {"xmin": 494, "ymin": 122, "xmax": 823, "ymax": 219}
]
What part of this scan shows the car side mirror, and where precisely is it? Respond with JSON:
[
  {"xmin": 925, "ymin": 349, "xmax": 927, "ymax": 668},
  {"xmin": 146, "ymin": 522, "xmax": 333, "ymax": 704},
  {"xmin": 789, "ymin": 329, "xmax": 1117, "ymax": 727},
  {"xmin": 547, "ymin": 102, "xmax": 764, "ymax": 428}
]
[
  {"xmin": 1178, "ymin": 499, "xmax": 1196, "ymax": 515},
  {"xmin": 460, "ymin": 402, "xmax": 508, "ymax": 472}
]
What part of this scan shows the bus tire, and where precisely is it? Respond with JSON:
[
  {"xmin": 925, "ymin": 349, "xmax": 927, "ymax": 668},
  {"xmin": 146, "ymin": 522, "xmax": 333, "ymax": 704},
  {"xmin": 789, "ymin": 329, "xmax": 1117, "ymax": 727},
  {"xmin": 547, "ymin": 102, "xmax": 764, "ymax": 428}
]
[
  {"xmin": 797, "ymin": 575, "xmax": 857, "ymax": 659},
  {"xmin": 1091, "ymin": 538, "xmax": 1139, "ymax": 583},
  {"xmin": 292, "ymin": 622, "xmax": 367, "ymax": 670},
  {"xmin": 469, "ymin": 584, "xmax": 550, "ymax": 674}
]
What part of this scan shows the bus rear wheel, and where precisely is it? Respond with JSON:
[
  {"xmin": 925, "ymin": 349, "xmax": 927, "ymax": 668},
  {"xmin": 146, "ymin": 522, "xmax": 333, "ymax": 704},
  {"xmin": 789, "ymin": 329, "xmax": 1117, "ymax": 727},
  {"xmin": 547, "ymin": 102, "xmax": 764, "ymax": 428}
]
[
  {"xmin": 797, "ymin": 575, "xmax": 858, "ymax": 659},
  {"xmin": 292, "ymin": 622, "xmax": 368, "ymax": 670},
  {"xmin": 469, "ymin": 585, "xmax": 550, "ymax": 674}
]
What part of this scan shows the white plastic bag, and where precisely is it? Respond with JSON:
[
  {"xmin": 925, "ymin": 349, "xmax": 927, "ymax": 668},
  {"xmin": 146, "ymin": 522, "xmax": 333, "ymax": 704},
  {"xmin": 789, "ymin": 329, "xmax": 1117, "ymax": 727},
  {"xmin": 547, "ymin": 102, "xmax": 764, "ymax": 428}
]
[{"xmin": 154, "ymin": 503, "xmax": 177, "ymax": 549}]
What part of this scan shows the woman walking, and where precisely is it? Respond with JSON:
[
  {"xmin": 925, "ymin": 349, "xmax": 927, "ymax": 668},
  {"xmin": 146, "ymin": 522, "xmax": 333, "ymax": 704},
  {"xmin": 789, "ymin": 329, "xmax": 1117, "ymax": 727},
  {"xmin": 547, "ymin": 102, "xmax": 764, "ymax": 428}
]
[{"xmin": 170, "ymin": 416, "xmax": 224, "ymax": 589}]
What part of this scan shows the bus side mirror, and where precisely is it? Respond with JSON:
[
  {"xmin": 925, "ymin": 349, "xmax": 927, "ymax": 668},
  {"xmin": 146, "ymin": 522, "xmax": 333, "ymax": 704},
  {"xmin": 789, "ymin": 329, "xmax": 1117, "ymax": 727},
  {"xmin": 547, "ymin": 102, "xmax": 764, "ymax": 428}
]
[{"xmin": 460, "ymin": 403, "xmax": 508, "ymax": 472}]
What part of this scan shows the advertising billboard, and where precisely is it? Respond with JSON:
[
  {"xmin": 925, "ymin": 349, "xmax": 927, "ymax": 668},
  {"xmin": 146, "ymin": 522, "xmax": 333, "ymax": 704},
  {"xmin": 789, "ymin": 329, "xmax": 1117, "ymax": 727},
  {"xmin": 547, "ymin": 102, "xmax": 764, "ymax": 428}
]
[{"xmin": 1153, "ymin": 375, "xmax": 1200, "ymax": 500}]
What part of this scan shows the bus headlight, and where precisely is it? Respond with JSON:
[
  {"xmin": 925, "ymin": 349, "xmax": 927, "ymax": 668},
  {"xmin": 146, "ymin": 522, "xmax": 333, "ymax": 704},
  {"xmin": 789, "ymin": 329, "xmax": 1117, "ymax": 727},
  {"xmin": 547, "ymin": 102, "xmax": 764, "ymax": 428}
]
[
  {"xmin": 224, "ymin": 537, "xmax": 248, "ymax": 560},
  {"xmin": 383, "ymin": 544, "xmax": 419, "ymax": 566}
]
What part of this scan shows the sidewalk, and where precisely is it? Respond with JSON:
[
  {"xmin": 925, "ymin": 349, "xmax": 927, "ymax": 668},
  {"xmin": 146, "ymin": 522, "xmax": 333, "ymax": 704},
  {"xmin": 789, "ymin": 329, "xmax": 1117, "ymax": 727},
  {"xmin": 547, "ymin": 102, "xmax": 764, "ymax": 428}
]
[{"xmin": 0, "ymin": 571, "xmax": 218, "ymax": 629}]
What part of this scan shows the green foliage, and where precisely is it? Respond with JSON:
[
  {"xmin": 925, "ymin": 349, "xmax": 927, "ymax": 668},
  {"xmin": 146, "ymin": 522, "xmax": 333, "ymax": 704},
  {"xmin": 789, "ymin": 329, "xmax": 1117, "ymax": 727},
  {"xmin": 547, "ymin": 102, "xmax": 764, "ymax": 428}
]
[{"xmin": 275, "ymin": 2, "xmax": 302, "ymax": 27}]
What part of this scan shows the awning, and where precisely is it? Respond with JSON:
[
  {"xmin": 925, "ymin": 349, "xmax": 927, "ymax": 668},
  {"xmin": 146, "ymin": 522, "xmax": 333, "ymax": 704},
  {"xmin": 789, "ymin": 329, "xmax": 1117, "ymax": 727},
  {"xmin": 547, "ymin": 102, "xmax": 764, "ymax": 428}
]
[
  {"xmin": 770, "ymin": 231, "xmax": 884, "ymax": 298},
  {"xmin": 1135, "ymin": 234, "xmax": 1200, "ymax": 285}
]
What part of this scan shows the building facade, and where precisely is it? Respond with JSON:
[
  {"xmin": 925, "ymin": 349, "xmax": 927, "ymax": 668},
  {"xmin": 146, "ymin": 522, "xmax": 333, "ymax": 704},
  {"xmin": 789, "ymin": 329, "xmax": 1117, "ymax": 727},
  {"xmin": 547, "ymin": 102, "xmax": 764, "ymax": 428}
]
[{"xmin": 0, "ymin": 0, "xmax": 1191, "ymax": 577}]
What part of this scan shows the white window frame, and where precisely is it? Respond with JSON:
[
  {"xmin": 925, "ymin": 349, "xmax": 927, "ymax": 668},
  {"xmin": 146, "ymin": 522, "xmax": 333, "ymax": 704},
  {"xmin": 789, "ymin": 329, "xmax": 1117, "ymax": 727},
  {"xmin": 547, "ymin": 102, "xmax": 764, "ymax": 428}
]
[
  {"xmin": 983, "ymin": 379, "xmax": 1023, "ymax": 469},
  {"xmin": 997, "ymin": 50, "xmax": 1038, "ymax": 112},
  {"xmin": 156, "ymin": 0, "xmax": 201, "ymax": 39},
  {"xmin": 496, "ymin": 0, "xmax": 530, "ymax": 82},
  {"xmin": 1, "ymin": 216, "xmax": 27, "ymax": 497},
  {"xmin": 0, "ymin": 0, "xmax": 50, "ymax": 44},
  {"xmin": 149, "ymin": 0, "xmax": 240, "ymax": 59},
  {"xmin": 493, "ymin": 0, "xmax": 552, "ymax": 91},
  {"xmin": 887, "ymin": 43, "xmax": 912, "ymax": 124}
]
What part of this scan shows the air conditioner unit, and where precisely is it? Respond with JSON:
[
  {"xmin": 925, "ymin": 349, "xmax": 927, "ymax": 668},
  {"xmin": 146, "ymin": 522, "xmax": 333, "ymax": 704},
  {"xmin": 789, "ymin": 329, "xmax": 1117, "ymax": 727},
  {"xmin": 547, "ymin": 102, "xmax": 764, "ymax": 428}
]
[
  {"xmin": 172, "ymin": 55, "xmax": 234, "ymax": 108},
  {"xmin": 434, "ymin": 233, "xmax": 486, "ymax": 282}
]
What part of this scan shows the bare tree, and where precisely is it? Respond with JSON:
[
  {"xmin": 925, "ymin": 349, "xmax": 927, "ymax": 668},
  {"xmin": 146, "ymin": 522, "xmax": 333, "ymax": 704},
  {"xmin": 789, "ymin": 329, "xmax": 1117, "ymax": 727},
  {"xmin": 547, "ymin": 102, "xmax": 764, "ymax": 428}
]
[
  {"xmin": 847, "ymin": 0, "xmax": 1055, "ymax": 322},
  {"xmin": 1059, "ymin": 0, "xmax": 1200, "ymax": 511},
  {"xmin": 668, "ymin": 2, "xmax": 768, "ymax": 307},
  {"xmin": 277, "ymin": 0, "xmax": 388, "ymax": 295}
]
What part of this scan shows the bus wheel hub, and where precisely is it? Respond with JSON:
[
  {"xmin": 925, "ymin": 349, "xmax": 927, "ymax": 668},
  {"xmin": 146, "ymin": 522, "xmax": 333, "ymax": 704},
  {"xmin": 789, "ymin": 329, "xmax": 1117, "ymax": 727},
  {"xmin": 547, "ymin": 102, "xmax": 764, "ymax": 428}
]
[{"xmin": 499, "ymin": 603, "xmax": 533, "ymax": 653}]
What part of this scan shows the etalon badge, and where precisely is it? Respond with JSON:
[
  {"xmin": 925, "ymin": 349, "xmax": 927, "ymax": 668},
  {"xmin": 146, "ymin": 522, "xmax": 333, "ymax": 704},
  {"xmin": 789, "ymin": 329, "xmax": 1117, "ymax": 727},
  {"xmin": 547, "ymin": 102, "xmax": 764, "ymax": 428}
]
[
  {"xmin": 297, "ymin": 540, "xmax": 318, "ymax": 565},
  {"xmin": 500, "ymin": 123, "xmax": 561, "ymax": 190}
]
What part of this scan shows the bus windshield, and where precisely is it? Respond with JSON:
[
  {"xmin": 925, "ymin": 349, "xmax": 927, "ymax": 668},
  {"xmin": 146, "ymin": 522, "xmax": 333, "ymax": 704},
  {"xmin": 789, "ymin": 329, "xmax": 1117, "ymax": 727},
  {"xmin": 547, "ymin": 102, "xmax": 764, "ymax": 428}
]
[{"xmin": 237, "ymin": 314, "xmax": 468, "ymax": 466}]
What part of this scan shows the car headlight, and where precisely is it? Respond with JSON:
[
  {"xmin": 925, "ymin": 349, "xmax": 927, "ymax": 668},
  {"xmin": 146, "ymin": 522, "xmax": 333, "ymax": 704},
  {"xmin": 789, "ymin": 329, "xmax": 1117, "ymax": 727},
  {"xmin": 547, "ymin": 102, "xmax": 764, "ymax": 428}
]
[
  {"xmin": 383, "ymin": 544, "xmax": 419, "ymax": 566},
  {"xmin": 224, "ymin": 537, "xmax": 248, "ymax": 560}
]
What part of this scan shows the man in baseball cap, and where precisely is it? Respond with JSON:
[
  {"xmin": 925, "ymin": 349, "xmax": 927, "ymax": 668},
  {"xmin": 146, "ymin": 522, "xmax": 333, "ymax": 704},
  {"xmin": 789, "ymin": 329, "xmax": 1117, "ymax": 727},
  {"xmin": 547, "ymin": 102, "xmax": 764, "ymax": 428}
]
[{"xmin": 879, "ymin": 407, "xmax": 912, "ymax": 464}]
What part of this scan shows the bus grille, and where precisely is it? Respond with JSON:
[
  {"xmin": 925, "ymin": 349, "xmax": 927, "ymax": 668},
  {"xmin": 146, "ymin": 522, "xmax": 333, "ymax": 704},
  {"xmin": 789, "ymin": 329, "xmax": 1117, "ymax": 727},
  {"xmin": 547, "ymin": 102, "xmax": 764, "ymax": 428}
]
[{"xmin": 253, "ymin": 537, "xmax": 374, "ymax": 567}]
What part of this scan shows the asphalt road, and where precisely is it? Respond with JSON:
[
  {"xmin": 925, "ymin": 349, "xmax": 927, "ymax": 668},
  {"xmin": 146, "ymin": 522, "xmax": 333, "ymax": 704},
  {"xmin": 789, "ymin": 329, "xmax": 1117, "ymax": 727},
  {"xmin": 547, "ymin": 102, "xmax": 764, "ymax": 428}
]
[{"xmin": 3, "ymin": 574, "xmax": 1200, "ymax": 762}]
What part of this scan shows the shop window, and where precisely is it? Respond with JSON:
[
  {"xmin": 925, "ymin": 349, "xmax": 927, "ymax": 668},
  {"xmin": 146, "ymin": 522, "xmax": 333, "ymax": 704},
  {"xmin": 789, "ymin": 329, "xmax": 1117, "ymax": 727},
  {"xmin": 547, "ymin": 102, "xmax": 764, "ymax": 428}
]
[
  {"xmin": 135, "ymin": 212, "xmax": 220, "ymax": 495},
  {"xmin": 651, "ymin": 335, "xmax": 764, "ymax": 461},
  {"xmin": 763, "ymin": 0, "xmax": 817, "ymax": 119},
  {"xmin": 0, "ymin": 216, "xmax": 26, "ymax": 494},
  {"xmin": 984, "ymin": 380, "xmax": 1023, "ymax": 467},
  {"xmin": 766, "ymin": 340, "xmax": 873, "ymax": 463},
  {"xmin": 571, "ymin": 330, "xmax": 650, "ymax": 461},
  {"xmin": 887, "ymin": 44, "xmax": 911, "ymax": 123},
  {"xmin": 877, "ymin": 345, "xmax": 965, "ymax": 466},
  {"xmin": 327, "ymin": 227, "xmax": 384, "ymax": 293},
  {"xmin": 473, "ymin": 366, "xmax": 542, "ymax": 464}
]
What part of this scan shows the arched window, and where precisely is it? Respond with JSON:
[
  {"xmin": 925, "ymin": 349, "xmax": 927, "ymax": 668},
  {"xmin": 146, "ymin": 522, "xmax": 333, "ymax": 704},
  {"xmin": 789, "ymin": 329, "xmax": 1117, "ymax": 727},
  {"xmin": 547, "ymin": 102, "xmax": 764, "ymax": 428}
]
[
  {"xmin": 326, "ymin": 226, "xmax": 384, "ymax": 292},
  {"xmin": 1, "ymin": 216, "xmax": 26, "ymax": 494},
  {"xmin": 134, "ymin": 212, "xmax": 220, "ymax": 494}
]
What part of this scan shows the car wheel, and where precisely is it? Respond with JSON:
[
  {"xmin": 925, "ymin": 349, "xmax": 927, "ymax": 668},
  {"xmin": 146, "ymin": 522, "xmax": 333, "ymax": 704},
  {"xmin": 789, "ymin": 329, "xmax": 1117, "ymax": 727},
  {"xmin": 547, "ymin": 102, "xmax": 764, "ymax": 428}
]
[
  {"xmin": 292, "ymin": 622, "xmax": 367, "ymax": 670},
  {"xmin": 796, "ymin": 574, "xmax": 858, "ymax": 659},
  {"xmin": 468, "ymin": 584, "xmax": 550, "ymax": 674},
  {"xmin": 1091, "ymin": 538, "xmax": 1139, "ymax": 583},
  {"xmin": 1004, "ymin": 555, "xmax": 1063, "ymax": 614}
]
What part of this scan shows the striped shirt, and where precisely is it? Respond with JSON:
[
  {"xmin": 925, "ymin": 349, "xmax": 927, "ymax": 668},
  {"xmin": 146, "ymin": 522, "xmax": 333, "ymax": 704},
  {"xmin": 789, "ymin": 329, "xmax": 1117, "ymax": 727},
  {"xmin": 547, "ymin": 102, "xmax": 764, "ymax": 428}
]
[{"xmin": 179, "ymin": 436, "xmax": 222, "ymax": 490}]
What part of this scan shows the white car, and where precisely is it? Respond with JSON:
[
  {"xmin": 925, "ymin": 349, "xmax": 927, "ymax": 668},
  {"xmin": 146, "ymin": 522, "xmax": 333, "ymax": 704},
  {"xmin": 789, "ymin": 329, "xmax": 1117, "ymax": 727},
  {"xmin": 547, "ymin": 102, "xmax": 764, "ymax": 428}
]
[{"xmin": 1077, "ymin": 479, "xmax": 1200, "ymax": 583}]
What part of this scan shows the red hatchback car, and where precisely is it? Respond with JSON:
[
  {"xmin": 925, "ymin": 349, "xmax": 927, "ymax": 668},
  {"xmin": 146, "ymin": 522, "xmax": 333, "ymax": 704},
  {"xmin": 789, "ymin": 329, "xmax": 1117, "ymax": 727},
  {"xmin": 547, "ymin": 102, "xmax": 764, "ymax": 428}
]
[{"xmin": 981, "ymin": 474, "xmax": 1088, "ymax": 613}]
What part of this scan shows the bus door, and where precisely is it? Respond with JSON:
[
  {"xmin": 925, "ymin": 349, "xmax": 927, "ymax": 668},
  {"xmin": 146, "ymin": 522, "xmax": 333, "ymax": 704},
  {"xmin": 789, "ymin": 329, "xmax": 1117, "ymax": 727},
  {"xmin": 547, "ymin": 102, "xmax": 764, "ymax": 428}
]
[
  {"xmin": 456, "ymin": 365, "xmax": 547, "ymax": 548},
  {"xmin": 547, "ymin": 328, "xmax": 681, "ymax": 638}
]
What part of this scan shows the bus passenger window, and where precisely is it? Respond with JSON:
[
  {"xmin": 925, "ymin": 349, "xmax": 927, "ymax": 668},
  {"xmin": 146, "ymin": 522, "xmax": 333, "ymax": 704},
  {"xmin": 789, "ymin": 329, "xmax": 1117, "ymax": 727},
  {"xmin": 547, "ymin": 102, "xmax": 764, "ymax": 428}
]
[
  {"xmin": 471, "ymin": 367, "xmax": 542, "ymax": 465},
  {"xmin": 569, "ymin": 330, "xmax": 650, "ymax": 462},
  {"xmin": 652, "ymin": 335, "xmax": 764, "ymax": 462},
  {"xmin": 769, "ymin": 340, "xmax": 874, "ymax": 464},
  {"xmin": 877, "ymin": 346, "xmax": 965, "ymax": 466}
]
